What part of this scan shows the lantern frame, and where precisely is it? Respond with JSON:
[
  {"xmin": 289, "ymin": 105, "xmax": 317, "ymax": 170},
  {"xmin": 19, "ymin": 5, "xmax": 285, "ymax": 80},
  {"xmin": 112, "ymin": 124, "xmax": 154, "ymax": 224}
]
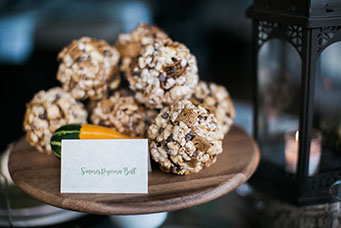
[{"xmin": 246, "ymin": 0, "xmax": 341, "ymax": 205}]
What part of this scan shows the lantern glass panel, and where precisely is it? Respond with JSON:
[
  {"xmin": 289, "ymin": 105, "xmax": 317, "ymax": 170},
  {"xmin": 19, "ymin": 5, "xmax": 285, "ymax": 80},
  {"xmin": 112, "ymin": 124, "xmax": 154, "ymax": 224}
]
[
  {"xmin": 257, "ymin": 39, "xmax": 301, "ymax": 167},
  {"xmin": 314, "ymin": 41, "xmax": 341, "ymax": 172}
]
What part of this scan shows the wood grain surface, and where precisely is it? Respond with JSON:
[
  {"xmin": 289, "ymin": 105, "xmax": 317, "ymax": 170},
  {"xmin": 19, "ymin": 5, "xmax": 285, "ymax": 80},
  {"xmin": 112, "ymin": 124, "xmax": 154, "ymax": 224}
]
[{"xmin": 8, "ymin": 125, "xmax": 259, "ymax": 215}]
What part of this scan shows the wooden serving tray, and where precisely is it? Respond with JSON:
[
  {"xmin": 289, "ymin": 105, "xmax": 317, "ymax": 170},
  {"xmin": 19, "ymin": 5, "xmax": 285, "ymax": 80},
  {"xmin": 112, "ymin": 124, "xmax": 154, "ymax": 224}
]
[{"xmin": 8, "ymin": 125, "xmax": 259, "ymax": 215}]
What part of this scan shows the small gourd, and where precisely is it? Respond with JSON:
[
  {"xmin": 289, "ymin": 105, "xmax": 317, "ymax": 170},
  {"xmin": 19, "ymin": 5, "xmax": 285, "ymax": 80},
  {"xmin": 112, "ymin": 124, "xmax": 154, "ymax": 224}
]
[{"xmin": 50, "ymin": 124, "xmax": 141, "ymax": 158}]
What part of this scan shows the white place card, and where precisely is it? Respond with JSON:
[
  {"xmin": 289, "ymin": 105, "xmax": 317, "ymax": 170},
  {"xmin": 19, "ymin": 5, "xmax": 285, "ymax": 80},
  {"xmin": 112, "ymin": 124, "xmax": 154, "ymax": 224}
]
[{"xmin": 60, "ymin": 139, "xmax": 148, "ymax": 194}]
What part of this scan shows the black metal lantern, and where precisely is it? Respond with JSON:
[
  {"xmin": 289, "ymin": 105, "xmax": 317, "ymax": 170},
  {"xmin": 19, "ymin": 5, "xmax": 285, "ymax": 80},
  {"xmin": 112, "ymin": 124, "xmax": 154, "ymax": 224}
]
[{"xmin": 246, "ymin": 0, "xmax": 341, "ymax": 205}]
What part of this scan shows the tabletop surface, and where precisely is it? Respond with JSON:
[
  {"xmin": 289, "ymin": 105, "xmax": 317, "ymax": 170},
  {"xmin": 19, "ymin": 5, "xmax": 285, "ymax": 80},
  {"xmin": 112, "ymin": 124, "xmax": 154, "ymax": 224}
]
[{"xmin": 8, "ymin": 125, "xmax": 259, "ymax": 215}]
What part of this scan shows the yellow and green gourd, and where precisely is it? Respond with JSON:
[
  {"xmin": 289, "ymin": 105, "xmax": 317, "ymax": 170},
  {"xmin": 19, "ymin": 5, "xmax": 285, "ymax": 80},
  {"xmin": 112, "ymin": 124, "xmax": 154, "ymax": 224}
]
[{"xmin": 50, "ymin": 123, "xmax": 140, "ymax": 159}]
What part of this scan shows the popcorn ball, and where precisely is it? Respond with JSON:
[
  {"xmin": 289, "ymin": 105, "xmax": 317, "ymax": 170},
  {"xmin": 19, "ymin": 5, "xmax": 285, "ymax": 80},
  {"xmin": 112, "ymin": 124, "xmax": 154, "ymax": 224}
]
[
  {"xmin": 192, "ymin": 81, "xmax": 235, "ymax": 135},
  {"xmin": 148, "ymin": 100, "xmax": 224, "ymax": 175},
  {"xmin": 127, "ymin": 39, "xmax": 199, "ymax": 108},
  {"xmin": 57, "ymin": 37, "xmax": 120, "ymax": 100},
  {"xmin": 24, "ymin": 87, "xmax": 88, "ymax": 153},
  {"xmin": 90, "ymin": 89, "xmax": 157, "ymax": 137},
  {"xmin": 115, "ymin": 23, "xmax": 169, "ymax": 73}
]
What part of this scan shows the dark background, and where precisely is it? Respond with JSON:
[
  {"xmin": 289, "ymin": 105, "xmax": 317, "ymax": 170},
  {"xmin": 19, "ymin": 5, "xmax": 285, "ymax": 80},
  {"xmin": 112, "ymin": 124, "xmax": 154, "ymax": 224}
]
[{"xmin": 0, "ymin": 0, "xmax": 252, "ymax": 151}]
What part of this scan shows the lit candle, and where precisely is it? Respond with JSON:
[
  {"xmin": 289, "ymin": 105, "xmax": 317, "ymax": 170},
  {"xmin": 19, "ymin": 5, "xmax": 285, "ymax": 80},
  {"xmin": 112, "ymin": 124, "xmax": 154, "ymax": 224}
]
[{"xmin": 284, "ymin": 130, "xmax": 322, "ymax": 176}]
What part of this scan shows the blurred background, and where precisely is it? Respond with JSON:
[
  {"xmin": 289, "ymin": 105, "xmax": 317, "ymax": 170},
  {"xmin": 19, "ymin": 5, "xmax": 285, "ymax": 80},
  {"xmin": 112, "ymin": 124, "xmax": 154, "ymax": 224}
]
[
  {"xmin": 3, "ymin": 1, "xmax": 341, "ymax": 227},
  {"xmin": 0, "ymin": 0, "xmax": 257, "ymax": 227},
  {"xmin": 0, "ymin": 0, "xmax": 253, "ymax": 152}
]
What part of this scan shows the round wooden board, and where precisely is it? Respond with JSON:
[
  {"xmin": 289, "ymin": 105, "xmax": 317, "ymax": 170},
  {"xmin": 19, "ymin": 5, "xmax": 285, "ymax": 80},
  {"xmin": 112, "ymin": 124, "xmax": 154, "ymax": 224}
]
[{"xmin": 8, "ymin": 125, "xmax": 259, "ymax": 215}]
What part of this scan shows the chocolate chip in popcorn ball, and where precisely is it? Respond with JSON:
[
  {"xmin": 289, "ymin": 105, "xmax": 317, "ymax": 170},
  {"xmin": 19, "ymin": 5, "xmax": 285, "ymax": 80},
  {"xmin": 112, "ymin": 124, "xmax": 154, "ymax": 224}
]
[
  {"xmin": 90, "ymin": 89, "xmax": 158, "ymax": 137},
  {"xmin": 127, "ymin": 39, "xmax": 199, "ymax": 109},
  {"xmin": 148, "ymin": 100, "xmax": 224, "ymax": 175},
  {"xmin": 23, "ymin": 87, "xmax": 88, "ymax": 154},
  {"xmin": 115, "ymin": 23, "xmax": 169, "ymax": 73},
  {"xmin": 57, "ymin": 37, "xmax": 120, "ymax": 100},
  {"xmin": 192, "ymin": 81, "xmax": 235, "ymax": 135}
]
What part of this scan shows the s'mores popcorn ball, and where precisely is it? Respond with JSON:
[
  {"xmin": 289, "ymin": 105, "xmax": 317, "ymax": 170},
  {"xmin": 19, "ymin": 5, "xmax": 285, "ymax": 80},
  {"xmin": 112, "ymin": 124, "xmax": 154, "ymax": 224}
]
[
  {"xmin": 127, "ymin": 39, "xmax": 199, "ymax": 108},
  {"xmin": 57, "ymin": 37, "xmax": 120, "ymax": 100},
  {"xmin": 192, "ymin": 81, "xmax": 235, "ymax": 135},
  {"xmin": 115, "ymin": 23, "xmax": 169, "ymax": 73},
  {"xmin": 148, "ymin": 100, "xmax": 223, "ymax": 175},
  {"xmin": 24, "ymin": 87, "xmax": 88, "ymax": 153},
  {"xmin": 90, "ymin": 89, "xmax": 157, "ymax": 137}
]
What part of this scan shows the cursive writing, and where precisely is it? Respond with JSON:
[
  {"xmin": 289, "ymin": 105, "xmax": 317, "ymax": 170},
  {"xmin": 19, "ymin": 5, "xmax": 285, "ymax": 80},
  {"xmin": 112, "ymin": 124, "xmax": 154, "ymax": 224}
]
[{"xmin": 80, "ymin": 167, "xmax": 137, "ymax": 176}]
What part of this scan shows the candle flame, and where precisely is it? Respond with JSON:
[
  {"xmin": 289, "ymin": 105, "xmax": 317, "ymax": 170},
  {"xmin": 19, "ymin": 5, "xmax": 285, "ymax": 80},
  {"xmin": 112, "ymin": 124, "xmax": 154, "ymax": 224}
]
[{"xmin": 295, "ymin": 131, "xmax": 299, "ymax": 141}]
